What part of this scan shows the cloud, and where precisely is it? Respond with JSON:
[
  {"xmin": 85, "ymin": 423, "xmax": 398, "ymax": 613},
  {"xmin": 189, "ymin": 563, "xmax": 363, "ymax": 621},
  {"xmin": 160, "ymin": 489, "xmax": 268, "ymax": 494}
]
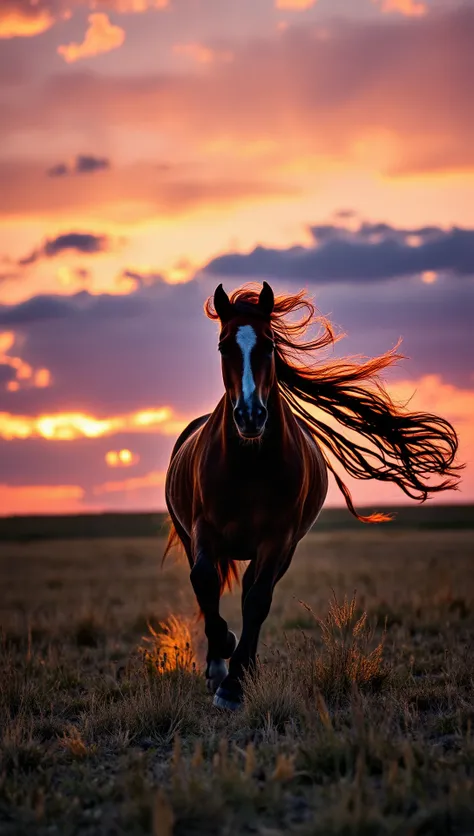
[
  {"xmin": 0, "ymin": 1, "xmax": 56, "ymax": 39},
  {"xmin": 275, "ymin": 0, "xmax": 318, "ymax": 8},
  {"xmin": 0, "ymin": 158, "xmax": 292, "ymax": 222},
  {"xmin": 2, "ymin": 5, "xmax": 467, "ymax": 176},
  {"xmin": 19, "ymin": 232, "xmax": 110, "ymax": 265},
  {"xmin": 173, "ymin": 42, "xmax": 234, "ymax": 65},
  {"xmin": 0, "ymin": 279, "xmax": 223, "ymax": 417},
  {"xmin": 47, "ymin": 154, "xmax": 111, "ymax": 177},
  {"xmin": 203, "ymin": 222, "xmax": 474, "ymax": 283},
  {"xmin": 373, "ymin": 0, "xmax": 427, "ymax": 17},
  {"xmin": 0, "ymin": 0, "xmax": 169, "ymax": 42},
  {"xmin": 57, "ymin": 13, "xmax": 125, "ymax": 63}
]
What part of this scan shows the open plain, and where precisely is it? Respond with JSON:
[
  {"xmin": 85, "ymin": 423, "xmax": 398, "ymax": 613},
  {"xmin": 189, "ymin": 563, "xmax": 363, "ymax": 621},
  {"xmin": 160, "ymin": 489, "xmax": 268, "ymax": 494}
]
[{"xmin": 1, "ymin": 517, "xmax": 473, "ymax": 835}]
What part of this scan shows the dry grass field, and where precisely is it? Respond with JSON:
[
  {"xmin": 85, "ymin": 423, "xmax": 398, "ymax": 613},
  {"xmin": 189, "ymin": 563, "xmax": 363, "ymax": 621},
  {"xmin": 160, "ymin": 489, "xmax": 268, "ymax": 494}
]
[{"xmin": 1, "ymin": 525, "xmax": 473, "ymax": 835}]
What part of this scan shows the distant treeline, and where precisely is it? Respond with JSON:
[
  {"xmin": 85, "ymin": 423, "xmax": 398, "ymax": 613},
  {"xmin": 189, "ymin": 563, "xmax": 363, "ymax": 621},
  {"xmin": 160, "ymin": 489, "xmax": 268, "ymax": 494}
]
[{"xmin": 0, "ymin": 505, "xmax": 472, "ymax": 542}]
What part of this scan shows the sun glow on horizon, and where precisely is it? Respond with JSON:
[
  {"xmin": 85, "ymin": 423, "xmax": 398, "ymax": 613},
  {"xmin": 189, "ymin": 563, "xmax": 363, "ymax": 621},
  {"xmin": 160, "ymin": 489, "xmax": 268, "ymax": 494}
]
[{"xmin": 0, "ymin": 406, "xmax": 187, "ymax": 441}]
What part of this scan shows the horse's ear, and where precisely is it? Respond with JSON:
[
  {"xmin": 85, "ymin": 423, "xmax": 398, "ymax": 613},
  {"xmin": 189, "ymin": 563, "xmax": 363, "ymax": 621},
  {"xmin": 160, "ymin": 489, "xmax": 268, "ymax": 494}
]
[
  {"xmin": 258, "ymin": 281, "xmax": 274, "ymax": 318},
  {"xmin": 213, "ymin": 284, "xmax": 233, "ymax": 322}
]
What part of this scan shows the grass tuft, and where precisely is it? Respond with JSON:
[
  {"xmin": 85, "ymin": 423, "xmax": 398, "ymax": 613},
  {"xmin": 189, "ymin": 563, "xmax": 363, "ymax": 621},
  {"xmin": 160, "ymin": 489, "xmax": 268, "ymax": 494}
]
[
  {"xmin": 139, "ymin": 614, "xmax": 198, "ymax": 674},
  {"xmin": 299, "ymin": 591, "xmax": 388, "ymax": 701}
]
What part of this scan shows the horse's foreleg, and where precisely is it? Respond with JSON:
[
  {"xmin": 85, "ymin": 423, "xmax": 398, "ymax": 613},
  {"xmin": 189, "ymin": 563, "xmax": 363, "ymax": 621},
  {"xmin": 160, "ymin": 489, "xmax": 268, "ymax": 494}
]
[
  {"xmin": 214, "ymin": 544, "xmax": 295, "ymax": 710},
  {"xmin": 190, "ymin": 520, "xmax": 237, "ymax": 693}
]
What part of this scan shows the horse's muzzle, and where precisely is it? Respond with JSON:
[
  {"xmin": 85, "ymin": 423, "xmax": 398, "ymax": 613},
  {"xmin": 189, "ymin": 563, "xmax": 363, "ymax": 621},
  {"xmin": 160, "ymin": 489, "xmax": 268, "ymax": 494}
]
[{"xmin": 233, "ymin": 401, "xmax": 268, "ymax": 439}]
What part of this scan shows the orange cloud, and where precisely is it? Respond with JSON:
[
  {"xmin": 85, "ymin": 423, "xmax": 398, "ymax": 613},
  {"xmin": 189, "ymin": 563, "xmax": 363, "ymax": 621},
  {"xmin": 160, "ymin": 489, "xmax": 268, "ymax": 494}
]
[
  {"xmin": 0, "ymin": 1, "xmax": 170, "ymax": 42},
  {"xmin": 97, "ymin": 0, "xmax": 168, "ymax": 9},
  {"xmin": 275, "ymin": 0, "xmax": 317, "ymax": 9},
  {"xmin": 373, "ymin": 0, "xmax": 427, "ymax": 16},
  {"xmin": 0, "ymin": 405, "xmax": 187, "ymax": 441},
  {"xmin": 173, "ymin": 42, "xmax": 233, "ymax": 65},
  {"xmin": 5, "ymin": 6, "xmax": 467, "ymax": 181},
  {"xmin": 0, "ymin": 332, "xmax": 52, "ymax": 392},
  {"xmin": 58, "ymin": 13, "xmax": 125, "ymax": 63},
  {"xmin": 0, "ymin": 5, "xmax": 55, "ymax": 39},
  {"xmin": 0, "ymin": 159, "xmax": 289, "ymax": 224},
  {"xmin": 105, "ymin": 448, "xmax": 139, "ymax": 467}
]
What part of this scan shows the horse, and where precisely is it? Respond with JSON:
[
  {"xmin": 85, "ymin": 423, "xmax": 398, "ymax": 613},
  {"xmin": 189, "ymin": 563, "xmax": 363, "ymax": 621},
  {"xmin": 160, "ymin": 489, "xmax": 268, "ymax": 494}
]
[{"xmin": 163, "ymin": 282, "xmax": 460, "ymax": 710}]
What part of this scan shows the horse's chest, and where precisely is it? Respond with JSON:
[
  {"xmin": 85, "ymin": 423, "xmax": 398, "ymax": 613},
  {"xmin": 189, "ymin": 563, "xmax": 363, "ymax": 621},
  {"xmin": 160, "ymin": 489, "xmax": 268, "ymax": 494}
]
[{"xmin": 205, "ymin": 457, "xmax": 300, "ymax": 533}]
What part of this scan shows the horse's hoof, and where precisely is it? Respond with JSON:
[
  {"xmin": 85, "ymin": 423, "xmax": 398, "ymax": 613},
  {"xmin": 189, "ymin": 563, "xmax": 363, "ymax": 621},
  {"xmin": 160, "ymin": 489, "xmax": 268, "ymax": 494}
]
[
  {"xmin": 213, "ymin": 685, "xmax": 242, "ymax": 711},
  {"xmin": 206, "ymin": 659, "xmax": 228, "ymax": 694},
  {"xmin": 223, "ymin": 630, "xmax": 238, "ymax": 659}
]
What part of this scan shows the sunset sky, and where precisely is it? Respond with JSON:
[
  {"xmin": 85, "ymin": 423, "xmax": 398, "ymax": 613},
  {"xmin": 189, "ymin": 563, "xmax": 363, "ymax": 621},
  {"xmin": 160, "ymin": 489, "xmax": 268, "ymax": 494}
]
[{"xmin": 0, "ymin": 0, "xmax": 473, "ymax": 515}]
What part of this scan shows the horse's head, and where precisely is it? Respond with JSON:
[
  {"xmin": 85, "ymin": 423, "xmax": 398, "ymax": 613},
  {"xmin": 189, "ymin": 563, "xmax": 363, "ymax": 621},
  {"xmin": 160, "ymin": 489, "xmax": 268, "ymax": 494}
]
[{"xmin": 213, "ymin": 282, "xmax": 275, "ymax": 440}]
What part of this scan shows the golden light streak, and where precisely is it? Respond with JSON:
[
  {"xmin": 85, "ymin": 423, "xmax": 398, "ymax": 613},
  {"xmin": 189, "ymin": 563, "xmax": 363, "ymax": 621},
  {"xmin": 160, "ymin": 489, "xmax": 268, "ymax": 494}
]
[
  {"xmin": 36, "ymin": 414, "xmax": 120, "ymax": 441},
  {"xmin": 133, "ymin": 407, "xmax": 173, "ymax": 427},
  {"xmin": 58, "ymin": 14, "xmax": 125, "ymax": 64},
  {"xmin": 0, "ymin": 406, "xmax": 187, "ymax": 441}
]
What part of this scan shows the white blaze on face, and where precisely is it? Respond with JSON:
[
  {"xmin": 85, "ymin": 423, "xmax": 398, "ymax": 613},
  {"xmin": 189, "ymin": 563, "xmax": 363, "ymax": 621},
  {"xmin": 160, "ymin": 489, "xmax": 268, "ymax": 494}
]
[{"xmin": 236, "ymin": 325, "xmax": 257, "ymax": 407}]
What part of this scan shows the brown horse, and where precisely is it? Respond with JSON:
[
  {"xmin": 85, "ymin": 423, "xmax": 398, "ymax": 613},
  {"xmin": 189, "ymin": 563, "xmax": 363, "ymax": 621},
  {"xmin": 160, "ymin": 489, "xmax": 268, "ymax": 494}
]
[{"xmin": 164, "ymin": 282, "xmax": 460, "ymax": 709}]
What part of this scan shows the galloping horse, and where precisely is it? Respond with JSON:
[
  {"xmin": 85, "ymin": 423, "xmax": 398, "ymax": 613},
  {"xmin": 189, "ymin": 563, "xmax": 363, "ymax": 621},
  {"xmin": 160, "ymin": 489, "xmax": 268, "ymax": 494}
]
[{"xmin": 164, "ymin": 282, "xmax": 460, "ymax": 709}]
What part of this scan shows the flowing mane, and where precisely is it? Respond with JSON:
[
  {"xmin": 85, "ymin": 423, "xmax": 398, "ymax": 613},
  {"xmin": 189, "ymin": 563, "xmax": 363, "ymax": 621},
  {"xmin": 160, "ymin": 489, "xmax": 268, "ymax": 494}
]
[{"xmin": 205, "ymin": 284, "xmax": 461, "ymax": 523}]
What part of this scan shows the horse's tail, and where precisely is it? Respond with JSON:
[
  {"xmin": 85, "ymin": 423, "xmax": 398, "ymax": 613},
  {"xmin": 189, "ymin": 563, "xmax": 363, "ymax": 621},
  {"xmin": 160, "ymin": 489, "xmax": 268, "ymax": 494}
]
[
  {"xmin": 161, "ymin": 516, "xmax": 183, "ymax": 564},
  {"xmin": 216, "ymin": 557, "xmax": 240, "ymax": 595},
  {"xmin": 162, "ymin": 517, "xmax": 239, "ymax": 604}
]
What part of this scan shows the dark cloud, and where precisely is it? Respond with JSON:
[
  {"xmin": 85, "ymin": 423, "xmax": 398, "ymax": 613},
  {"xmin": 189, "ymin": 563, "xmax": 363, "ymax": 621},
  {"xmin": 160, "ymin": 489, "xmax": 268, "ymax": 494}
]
[
  {"xmin": 18, "ymin": 232, "xmax": 110, "ymax": 265},
  {"xmin": 204, "ymin": 223, "xmax": 474, "ymax": 283},
  {"xmin": 46, "ymin": 164, "xmax": 68, "ymax": 178},
  {"xmin": 47, "ymin": 154, "xmax": 111, "ymax": 178},
  {"xmin": 0, "ymin": 279, "xmax": 223, "ymax": 416},
  {"xmin": 44, "ymin": 233, "xmax": 108, "ymax": 257}
]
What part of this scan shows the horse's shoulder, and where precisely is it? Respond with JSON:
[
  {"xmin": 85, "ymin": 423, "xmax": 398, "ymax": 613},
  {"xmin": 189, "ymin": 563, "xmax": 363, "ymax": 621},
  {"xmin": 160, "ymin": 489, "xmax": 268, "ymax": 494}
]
[
  {"xmin": 294, "ymin": 417, "xmax": 326, "ymax": 462},
  {"xmin": 169, "ymin": 414, "xmax": 211, "ymax": 461}
]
